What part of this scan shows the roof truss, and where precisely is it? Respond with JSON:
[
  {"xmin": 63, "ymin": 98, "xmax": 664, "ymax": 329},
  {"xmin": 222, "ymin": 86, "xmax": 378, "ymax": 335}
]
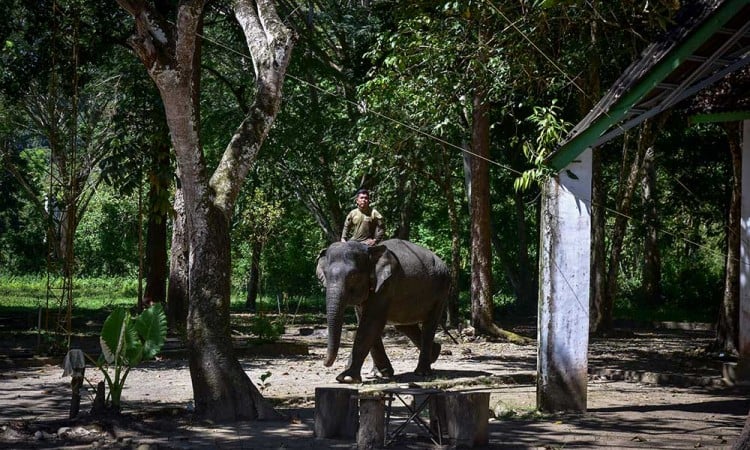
[{"xmin": 547, "ymin": 0, "xmax": 750, "ymax": 170}]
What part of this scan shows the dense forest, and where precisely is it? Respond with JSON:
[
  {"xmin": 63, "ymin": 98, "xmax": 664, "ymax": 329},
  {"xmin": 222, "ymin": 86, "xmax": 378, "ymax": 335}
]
[{"xmin": 0, "ymin": 1, "xmax": 734, "ymax": 336}]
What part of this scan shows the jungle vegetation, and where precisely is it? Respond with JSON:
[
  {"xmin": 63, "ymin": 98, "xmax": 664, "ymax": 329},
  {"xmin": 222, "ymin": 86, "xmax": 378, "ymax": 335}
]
[{"xmin": 0, "ymin": 0, "xmax": 738, "ymax": 419}]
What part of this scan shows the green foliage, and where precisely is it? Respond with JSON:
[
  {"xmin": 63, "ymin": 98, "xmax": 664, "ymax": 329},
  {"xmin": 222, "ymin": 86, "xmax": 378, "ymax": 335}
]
[
  {"xmin": 75, "ymin": 185, "xmax": 139, "ymax": 276},
  {"xmin": 514, "ymin": 102, "xmax": 569, "ymax": 192},
  {"xmin": 90, "ymin": 303, "xmax": 167, "ymax": 410},
  {"xmin": 248, "ymin": 314, "xmax": 285, "ymax": 343}
]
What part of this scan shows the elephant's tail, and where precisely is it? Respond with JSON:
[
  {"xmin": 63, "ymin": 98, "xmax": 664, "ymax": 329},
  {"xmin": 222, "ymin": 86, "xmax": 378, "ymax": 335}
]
[{"xmin": 441, "ymin": 324, "xmax": 460, "ymax": 345}]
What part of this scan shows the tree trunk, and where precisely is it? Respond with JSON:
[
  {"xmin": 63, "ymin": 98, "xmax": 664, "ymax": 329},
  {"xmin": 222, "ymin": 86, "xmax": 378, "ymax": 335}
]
[
  {"xmin": 118, "ymin": 0, "xmax": 294, "ymax": 422},
  {"xmin": 167, "ymin": 186, "xmax": 189, "ymax": 332},
  {"xmin": 187, "ymin": 204, "xmax": 279, "ymax": 421},
  {"xmin": 717, "ymin": 121, "xmax": 741, "ymax": 354},
  {"xmin": 468, "ymin": 89, "xmax": 499, "ymax": 336},
  {"xmin": 599, "ymin": 121, "xmax": 655, "ymax": 334},
  {"xmin": 245, "ymin": 239, "xmax": 263, "ymax": 311},
  {"xmin": 590, "ymin": 146, "xmax": 608, "ymax": 332},
  {"xmin": 143, "ymin": 142, "xmax": 171, "ymax": 307},
  {"xmin": 439, "ymin": 145, "xmax": 461, "ymax": 327},
  {"xmin": 641, "ymin": 145, "xmax": 662, "ymax": 305},
  {"xmin": 394, "ymin": 176, "xmax": 416, "ymax": 240}
]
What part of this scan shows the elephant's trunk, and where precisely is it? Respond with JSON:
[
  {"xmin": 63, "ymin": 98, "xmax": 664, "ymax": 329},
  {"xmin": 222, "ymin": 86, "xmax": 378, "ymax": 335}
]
[{"xmin": 324, "ymin": 286, "xmax": 345, "ymax": 367}]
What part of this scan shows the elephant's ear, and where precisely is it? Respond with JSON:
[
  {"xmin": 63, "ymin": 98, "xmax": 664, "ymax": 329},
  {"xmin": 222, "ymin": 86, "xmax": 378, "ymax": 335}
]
[
  {"xmin": 370, "ymin": 245, "xmax": 396, "ymax": 293},
  {"xmin": 315, "ymin": 249, "xmax": 327, "ymax": 287}
]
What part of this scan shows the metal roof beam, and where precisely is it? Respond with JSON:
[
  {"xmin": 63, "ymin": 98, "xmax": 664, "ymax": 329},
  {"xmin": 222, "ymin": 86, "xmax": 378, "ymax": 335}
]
[
  {"xmin": 547, "ymin": 0, "xmax": 750, "ymax": 170},
  {"xmin": 592, "ymin": 53, "xmax": 750, "ymax": 147}
]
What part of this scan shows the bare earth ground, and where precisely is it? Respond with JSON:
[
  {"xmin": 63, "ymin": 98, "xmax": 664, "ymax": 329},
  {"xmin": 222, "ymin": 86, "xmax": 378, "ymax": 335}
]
[{"xmin": 0, "ymin": 323, "xmax": 748, "ymax": 449}]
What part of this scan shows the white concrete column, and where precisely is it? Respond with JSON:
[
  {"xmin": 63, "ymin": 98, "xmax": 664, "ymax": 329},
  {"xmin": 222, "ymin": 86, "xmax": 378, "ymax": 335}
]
[
  {"xmin": 739, "ymin": 120, "xmax": 750, "ymax": 371},
  {"xmin": 537, "ymin": 148, "xmax": 592, "ymax": 412}
]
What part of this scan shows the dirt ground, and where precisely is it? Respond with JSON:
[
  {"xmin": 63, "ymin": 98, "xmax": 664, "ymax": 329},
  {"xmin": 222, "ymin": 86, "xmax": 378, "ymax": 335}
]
[{"xmin": 0, "ymin": 322, "xmax": 748, "ymax": 449}]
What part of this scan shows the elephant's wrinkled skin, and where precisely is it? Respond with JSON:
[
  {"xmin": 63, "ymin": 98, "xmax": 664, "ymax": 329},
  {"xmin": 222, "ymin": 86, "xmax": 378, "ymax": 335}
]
[{"xmin": 315, "ymin": 239, "xmax": 450, "ymax": 383}]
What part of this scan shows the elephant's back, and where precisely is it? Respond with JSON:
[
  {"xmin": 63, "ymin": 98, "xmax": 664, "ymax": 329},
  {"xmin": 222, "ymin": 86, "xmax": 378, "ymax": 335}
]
[{"xmin": 381, "ymin": 239, "xmax": 449, "ymax": 282}]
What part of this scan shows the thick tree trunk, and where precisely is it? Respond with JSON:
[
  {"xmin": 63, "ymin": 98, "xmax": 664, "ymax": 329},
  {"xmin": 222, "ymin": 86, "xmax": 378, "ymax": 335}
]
[
  {"xmin": 118, "ymin": 0, "xmax": 294, "ymax": 422},
  {"xmin": 187, "ymin": 204, "xmax": 280, "ymax": 421},
  {"xmin": 469, "ymin": 91, "xmax": 493, "ymax": 333},
  {"xmin": 717, "ymin": 121, "xmax": 741, "ymax": 354},
  {"xmin": 468, "ymin": 89, "xmax": 502, "ymax": 337},
  {"xmin": 641, "ymin": 145, "xmax": 662, "ymax": 305}
]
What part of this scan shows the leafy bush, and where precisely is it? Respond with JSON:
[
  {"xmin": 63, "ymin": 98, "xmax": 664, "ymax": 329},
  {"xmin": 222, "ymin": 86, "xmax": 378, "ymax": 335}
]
[
  {"xmin": 248, "ymin": 314, "xmax": 285, "ymax": 343},
  {"xmin": 88, "ymin": 303, "xmax": 167, "ymax": 411}
]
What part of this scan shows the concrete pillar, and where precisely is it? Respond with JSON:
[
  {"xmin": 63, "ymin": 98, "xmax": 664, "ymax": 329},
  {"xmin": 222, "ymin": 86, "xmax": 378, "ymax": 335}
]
[
  {"xmin": 739, "ymin": 120, "xmax": 750, "ymax": 379},
  {"xmin": 537, "ymin": 148, "xmax": 592, "ymax": 413}
]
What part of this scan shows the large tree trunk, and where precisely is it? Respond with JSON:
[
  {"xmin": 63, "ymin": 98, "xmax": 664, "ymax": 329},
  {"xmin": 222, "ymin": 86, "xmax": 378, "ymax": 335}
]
[
  {"xmin": 717, "ymin": 121, "xmax": 741, "ymax": 354},
  {"xmin": 461, "ymin": 82, "xmax": 525, "ymax": 343},
  {"xmin": 118, "ymin": 0, "xmax": 294, "ymax": 422},
  {"xmin": 468, "ymin": 89, "xmax": 503, "ymax": 337}
]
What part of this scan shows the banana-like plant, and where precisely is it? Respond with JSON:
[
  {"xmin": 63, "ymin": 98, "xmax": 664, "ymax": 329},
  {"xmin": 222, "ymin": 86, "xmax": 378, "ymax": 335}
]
[{"xmin": 89, "ymin": 303, "xmax": 167, "ymax": 411}]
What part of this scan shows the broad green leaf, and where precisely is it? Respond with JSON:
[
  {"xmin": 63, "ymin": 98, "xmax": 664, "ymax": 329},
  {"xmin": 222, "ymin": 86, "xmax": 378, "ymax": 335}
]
[
  {"xmin": 100, "ymin": 308, "xmax": 130, "ymax": 364},
  {"xmin": 134, "ymin": 303, "xmax": 167, "ymax": 360}
]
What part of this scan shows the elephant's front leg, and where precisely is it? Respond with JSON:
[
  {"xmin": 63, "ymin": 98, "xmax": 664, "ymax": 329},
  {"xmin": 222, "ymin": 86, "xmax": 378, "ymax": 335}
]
[
  {"xmin": 336, "ymin": 305, "xmax": 388, "ymax": 383},
  {"xmin": 368, "ymin": 336, "xmax": 394, "ymax": 379}
]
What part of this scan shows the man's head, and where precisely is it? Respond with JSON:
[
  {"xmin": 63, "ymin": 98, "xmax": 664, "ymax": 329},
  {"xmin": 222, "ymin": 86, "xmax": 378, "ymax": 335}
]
[{"xmin": 355, "ymin": 188, "xmax": 370, "ymax": 210}]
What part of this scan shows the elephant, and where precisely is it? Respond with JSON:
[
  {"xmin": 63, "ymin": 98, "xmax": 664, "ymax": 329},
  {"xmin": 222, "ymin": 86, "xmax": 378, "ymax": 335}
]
[{"xmin": 315, "ymin": 238, "xmax": 450, "ymax": 383}]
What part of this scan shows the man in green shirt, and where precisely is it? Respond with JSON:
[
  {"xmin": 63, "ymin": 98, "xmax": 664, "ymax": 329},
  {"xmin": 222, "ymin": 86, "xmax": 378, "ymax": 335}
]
[{"xmin": 341, "ymin": 188, "xmax": 384, "ymax": 246}]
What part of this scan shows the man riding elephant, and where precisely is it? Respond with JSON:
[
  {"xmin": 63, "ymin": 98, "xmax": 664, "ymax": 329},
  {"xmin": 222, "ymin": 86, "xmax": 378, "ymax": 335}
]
[{"xmin": 341, "ymin": 188, "xmax": 384, "ymax": 246}]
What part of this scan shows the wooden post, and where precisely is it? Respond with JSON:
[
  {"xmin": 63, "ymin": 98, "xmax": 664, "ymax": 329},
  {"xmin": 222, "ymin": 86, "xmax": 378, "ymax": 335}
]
[
  {"xmin": 357, "ymin": 395, "xmax": 385, "ymax": 449},
  {"xmin": 537, "ymin": 149, "xmax": 592, "ymax": 412},
  {"xmin": 62, "ymin": 349, "xmax": 86, "ymax": 418},
  {"xmin": 314, "ymin": 387, "xmax": 358, "ymax": 439},
  {"xmin": 441, "ymin": 392, "xmax": 490, "ymax": 447}
]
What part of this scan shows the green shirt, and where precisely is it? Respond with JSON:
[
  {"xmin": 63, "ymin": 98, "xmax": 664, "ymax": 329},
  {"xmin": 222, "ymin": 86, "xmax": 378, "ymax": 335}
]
[{"xmin": 342, "ymin": 207, "xmax": 384, "ymax": 243}]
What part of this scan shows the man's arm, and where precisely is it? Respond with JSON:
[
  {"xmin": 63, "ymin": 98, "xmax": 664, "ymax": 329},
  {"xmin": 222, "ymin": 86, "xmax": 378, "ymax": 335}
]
[
  {"xmin": 341, "ymin": 212, "xmax": 353, "ymax": 242},
  {"xmin": 373, "ymin": 212, "xmax": 384, "ymax": 243}
]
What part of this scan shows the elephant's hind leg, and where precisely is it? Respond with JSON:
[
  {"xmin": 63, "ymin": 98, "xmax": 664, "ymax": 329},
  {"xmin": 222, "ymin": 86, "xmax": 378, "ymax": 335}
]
[{"xmin": 394, "ymin": 324, "xmax": 441, "ymax": 376}]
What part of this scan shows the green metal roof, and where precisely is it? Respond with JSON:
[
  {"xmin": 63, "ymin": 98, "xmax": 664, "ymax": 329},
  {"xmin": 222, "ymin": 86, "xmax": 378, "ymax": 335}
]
[{"xmin": 547, "ymin": 0, "xmax": 750, "ymax": 171}]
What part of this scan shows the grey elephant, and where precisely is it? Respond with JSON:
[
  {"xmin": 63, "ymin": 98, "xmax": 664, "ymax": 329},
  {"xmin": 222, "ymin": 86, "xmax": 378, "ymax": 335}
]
[{"xmin": 316, "ymin": 238, "xmax": 450, "ymax": 383}]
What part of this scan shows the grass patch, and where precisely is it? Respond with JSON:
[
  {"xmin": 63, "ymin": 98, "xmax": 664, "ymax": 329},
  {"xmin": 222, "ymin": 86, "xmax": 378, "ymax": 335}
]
[{"xmin": 0, "ymin": 275, "xmax": 138, "ymax": 313}]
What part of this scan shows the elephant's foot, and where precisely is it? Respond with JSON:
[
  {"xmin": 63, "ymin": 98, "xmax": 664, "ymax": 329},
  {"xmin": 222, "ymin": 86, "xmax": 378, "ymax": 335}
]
[
  {"xmin": 431, "ymin": 342, "xmax": 442, "ymax": 363},
  {"xmin": 370, "ymin": 365, "xmax": 394, "ymax": 379},
  {"xmin": 336, "ymin": 369, "xmax": 362, "ymax": 384},
  {"xmin": 413, "ymin": 365, "xmax": 433, "ymax": 377}
]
